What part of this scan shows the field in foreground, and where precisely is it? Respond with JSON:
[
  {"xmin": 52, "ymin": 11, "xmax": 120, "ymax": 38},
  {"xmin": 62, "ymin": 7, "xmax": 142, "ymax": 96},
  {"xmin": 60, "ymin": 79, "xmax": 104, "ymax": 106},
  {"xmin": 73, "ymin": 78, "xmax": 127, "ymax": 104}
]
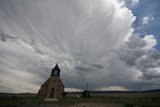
[{"xmin": 0, "ymin": 92, "xmax": 160, "ymax": 107}]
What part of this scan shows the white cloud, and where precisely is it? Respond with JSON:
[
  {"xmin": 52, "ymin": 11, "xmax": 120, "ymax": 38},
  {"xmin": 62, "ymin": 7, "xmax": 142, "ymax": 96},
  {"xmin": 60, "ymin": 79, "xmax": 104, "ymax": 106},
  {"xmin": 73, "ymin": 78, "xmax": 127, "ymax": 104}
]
[
  {"xmin": 118, "ymin": 35, "xmax": 160, "ymax": 89},
  {"xmin": 143, "ymin": 35, "xmax": 156, "ymax": 49},
  {"xmin": 131, "ymin": 0, "xmax": 139, "ymax": 6},
  {"xmin": 142, "ymin": 16, "xmax": 154, "ymax": 25},
  {"xmin": 64, "ymin": 88, "xmax": 82, "ymax": 92},
  {"xmin": 97, "ymin": 86, "xmax": 129, "ymax": 91}
]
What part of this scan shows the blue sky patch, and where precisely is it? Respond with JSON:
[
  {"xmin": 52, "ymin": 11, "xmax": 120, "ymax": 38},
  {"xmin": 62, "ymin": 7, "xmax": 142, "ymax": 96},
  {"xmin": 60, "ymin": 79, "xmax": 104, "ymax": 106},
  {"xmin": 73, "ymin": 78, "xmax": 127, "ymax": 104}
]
[{"xmin": 127, "ymin": 0, "xmax": 160, "ymax": 50}]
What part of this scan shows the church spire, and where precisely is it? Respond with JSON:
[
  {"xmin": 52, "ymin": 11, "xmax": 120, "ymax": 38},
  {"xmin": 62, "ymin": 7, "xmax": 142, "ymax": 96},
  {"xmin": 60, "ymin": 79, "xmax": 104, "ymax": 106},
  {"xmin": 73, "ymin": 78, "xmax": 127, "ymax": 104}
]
[{"xmin": 51, "ymin": 63, "xmax": 60, "ymax": 76}]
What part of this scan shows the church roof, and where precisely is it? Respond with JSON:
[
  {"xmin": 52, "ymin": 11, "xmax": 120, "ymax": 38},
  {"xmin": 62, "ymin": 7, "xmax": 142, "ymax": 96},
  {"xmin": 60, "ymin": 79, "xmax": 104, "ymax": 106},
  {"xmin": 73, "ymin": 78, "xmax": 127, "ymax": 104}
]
[{"xmin": 52, "ymin": 64, "xmax": 60, "ymax": 70}]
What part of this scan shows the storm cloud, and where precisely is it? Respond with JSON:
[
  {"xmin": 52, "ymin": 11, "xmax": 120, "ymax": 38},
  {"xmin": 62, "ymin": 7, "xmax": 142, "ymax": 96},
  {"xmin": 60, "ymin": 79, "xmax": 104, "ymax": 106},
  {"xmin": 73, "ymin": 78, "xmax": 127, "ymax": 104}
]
[
  {"xmin": 0, "ymin": 0, "xmax": 159, "ymax": 93},
  {"xmin": 118, "ymin": 35, "xmax": 160, "ymax": 90}
]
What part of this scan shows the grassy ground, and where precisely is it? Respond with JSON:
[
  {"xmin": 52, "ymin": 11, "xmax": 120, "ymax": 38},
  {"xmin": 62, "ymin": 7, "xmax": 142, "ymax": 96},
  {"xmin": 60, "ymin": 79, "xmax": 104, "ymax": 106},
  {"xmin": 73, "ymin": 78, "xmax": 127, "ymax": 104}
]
[{"xmin": 0, "ymin": 92, "xmax": 160, "ymax": 107}]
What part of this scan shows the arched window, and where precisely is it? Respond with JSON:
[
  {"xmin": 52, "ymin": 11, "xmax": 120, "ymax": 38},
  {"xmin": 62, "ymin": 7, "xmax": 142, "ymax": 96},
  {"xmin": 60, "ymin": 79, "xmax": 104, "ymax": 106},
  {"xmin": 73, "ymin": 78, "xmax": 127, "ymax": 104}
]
[{"xmin": 49, "ymin": 88, "xmax": 54, "ymax": 98}]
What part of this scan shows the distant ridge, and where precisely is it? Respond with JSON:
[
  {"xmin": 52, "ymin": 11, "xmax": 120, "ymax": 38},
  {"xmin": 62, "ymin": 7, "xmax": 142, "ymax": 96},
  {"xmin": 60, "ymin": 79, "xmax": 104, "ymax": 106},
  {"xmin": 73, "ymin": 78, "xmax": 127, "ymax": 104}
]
[
  {"xmin": 143, "ymin": 89, "xmax": 160, "ymax": 93},
  {"xmin": 66, "ymin": 89, "xmax": 160, "ymax": 95}
]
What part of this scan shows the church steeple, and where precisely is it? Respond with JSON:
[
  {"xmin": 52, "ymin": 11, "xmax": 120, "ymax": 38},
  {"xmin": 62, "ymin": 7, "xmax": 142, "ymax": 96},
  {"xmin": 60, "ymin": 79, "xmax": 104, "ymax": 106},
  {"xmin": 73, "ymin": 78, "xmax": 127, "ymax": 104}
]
[{"xmin": 51, "ymin": 64, "xmax": 60, "ymax": 76}]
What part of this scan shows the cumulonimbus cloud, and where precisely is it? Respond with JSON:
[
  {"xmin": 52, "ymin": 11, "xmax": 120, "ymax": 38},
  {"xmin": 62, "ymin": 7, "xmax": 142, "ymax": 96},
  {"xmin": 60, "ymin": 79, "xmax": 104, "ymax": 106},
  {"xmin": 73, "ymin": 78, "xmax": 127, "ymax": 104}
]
[{"xmin": 0, "ymin": 0, "xmax": 159, "ymax": 93}]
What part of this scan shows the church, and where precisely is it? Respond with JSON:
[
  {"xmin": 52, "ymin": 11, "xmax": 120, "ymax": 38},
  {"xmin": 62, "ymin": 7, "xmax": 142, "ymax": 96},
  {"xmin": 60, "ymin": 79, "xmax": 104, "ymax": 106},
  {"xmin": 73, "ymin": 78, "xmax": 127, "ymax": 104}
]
[{"xmin": 37, "ymin": 64, "xmax": 64, "ymax": 100}]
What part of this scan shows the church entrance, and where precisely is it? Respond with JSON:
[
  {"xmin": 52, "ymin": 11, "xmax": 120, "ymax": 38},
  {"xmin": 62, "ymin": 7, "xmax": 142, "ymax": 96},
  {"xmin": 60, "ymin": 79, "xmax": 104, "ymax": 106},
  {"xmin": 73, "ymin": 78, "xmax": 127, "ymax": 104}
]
[{"xmin": 49, "ymin": 88, "xmax": 54, "ymax": 98}]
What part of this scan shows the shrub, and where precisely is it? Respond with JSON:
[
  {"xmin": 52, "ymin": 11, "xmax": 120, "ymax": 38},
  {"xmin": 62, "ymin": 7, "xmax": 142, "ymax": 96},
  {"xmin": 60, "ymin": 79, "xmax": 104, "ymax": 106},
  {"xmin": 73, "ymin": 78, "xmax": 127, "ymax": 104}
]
[{"xmin": 125, "ymin": 103, "xmax": 134, "ymax": 107}]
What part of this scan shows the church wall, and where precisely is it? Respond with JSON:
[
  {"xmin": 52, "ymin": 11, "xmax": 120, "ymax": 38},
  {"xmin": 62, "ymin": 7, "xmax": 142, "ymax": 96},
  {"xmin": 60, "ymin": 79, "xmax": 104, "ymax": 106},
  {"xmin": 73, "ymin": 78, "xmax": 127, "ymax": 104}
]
[
  {"xmin": 37, "ymin": 80, "xmax": 49, "ymax": 98},
  {"xmin": 45, "ymin": 76, "xmax": 64, "ymax": 98}
]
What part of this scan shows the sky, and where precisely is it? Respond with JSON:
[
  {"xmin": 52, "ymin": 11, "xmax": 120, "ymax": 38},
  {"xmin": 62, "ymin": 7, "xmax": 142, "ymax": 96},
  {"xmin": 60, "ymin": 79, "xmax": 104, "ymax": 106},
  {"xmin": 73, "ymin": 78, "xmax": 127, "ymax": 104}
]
[{"xmin": 0, "ymin": 0, "xmax": 160, "ymax": 93}]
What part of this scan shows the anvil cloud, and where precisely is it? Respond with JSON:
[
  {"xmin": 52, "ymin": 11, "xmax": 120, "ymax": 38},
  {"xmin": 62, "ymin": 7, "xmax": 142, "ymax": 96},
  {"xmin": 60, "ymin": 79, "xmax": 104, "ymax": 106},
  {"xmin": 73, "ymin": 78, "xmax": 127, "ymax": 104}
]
[{"xmin": 0, "ymin": 0, "xmax": 160, "ymax": 93}]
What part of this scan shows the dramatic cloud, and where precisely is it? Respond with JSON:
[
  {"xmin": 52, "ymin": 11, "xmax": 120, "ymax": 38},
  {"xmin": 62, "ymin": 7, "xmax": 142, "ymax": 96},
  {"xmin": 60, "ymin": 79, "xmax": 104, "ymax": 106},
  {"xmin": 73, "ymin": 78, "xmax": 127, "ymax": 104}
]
[
  {"xmin": 0, "ymin": 0, "xmax": 159, "ymax": 93},
  {"xmin": 118, "ymin": 35, "xmax": 160, "ymax": 90}
]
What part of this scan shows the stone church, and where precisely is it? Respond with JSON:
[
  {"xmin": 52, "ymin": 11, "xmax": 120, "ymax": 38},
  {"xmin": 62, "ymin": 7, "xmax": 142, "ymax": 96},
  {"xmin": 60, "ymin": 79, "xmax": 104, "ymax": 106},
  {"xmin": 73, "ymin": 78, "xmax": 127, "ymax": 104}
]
[{"xmin": 37, "ymin": 64, "xmax": 64, "ymax": 100}]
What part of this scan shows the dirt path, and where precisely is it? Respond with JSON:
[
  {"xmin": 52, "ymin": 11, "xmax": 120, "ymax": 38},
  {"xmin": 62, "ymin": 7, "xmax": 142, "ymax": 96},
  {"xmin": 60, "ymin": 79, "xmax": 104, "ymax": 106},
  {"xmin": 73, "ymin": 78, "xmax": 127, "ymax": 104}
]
[{"xmin": 20, "ymin": 103, "xmax": 124, "ymax": 107}]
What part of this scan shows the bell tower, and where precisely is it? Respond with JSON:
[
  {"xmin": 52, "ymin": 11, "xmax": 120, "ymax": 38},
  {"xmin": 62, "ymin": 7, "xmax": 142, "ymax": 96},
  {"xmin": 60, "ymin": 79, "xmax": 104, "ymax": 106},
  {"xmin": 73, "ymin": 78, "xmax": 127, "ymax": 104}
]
[{"xmin": 51, "ymin": 64, "xmax": 60, "ymax": 76}]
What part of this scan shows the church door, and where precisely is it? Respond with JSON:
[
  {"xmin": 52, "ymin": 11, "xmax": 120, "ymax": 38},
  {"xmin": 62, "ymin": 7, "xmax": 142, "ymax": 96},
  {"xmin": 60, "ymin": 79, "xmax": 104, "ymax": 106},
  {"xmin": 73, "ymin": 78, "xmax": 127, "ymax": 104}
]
[{"xmin": 49, "ymin": 88, "xmax": 54, "ymax": 98}]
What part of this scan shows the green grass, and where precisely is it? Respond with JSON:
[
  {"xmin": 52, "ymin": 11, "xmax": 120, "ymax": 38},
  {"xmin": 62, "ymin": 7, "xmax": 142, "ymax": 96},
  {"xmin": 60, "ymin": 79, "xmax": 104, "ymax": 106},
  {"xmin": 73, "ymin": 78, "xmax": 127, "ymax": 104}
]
[
  {"xmin": 0, "ymin": 93, "xmax": 160, "ymax": 107},
  {"xmin": 0, "ymin": 97, "xmax": 32, "ymax": 107},
  {"xmin": 125, "ymin": 103, "xmax": 134, "ymax": 107}
]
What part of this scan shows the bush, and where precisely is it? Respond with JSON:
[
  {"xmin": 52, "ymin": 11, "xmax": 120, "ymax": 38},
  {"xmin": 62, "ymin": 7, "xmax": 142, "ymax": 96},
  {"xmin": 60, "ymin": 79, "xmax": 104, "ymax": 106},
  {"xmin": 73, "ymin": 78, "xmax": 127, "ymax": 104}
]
[
  {"xmin": 125, "ymin": 103, "xmax": 134, "ymax": 107},
  {"xmin": 82, "ymin": 90, "xmax": 90, "ymax": 98}
]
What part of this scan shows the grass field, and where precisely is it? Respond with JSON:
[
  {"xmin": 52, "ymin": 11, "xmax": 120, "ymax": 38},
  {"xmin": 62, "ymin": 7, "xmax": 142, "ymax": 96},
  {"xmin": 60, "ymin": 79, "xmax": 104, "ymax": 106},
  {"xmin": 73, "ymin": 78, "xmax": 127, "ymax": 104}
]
[{"xmin": 0, "ymin": 92, "xmax": 160, "ymax": 107}]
